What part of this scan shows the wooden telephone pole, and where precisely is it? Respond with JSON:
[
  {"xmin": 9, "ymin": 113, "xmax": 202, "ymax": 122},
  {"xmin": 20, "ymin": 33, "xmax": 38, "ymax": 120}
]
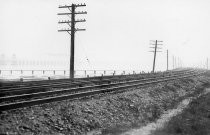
[
  {"xmin": 58, "ymin": 3, "xmax": 87, "ymax": 79},
  {"xmin": 149, "ymin": 40, "xmax": 163, "ymax": 73}
]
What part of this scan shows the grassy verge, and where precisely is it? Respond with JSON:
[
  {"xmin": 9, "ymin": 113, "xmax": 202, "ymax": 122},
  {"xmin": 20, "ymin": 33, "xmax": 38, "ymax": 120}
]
[{"xmin": 152, "ymin": 91, "xmax": 210, "ymax": 135}]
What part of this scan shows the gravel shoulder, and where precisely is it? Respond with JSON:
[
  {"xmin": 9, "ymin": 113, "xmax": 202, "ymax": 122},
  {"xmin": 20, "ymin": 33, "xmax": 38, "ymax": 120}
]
[{"xmin": 0, "ymin": 75, "xmax": 210, "ymax": 135}]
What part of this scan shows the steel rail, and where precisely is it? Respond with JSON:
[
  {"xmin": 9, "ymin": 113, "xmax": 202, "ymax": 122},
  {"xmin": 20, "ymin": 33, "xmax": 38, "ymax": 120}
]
[
  {"xmin": 0, "ymin": 70, "xmax": 195, "ymax": 97},
  {"xmin": 0, "ymin": 71, "xmax": 196, "ymax": 102},
  {"xmin": 0, "ymin": 69, "xmax": 193, "ymax": 92},
  {"xmin": 0, "ymin": 70, "xmax": 203, "ymax": 111},
  {"xmin": 0, "ymin": 69, "xmax": 190, "ymax": 89}
]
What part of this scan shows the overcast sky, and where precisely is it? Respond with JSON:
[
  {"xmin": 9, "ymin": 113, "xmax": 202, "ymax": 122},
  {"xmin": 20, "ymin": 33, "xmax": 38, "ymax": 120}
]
[{"xmin": 0, "ymin": 0, "xmax": 210, "ymax": 71}]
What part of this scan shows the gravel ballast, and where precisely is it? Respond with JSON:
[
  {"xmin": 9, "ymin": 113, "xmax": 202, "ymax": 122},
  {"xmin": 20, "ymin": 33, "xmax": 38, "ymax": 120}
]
[{"xmin": 0, "ymin": 75, "xmax": 210, "ymax": 135}]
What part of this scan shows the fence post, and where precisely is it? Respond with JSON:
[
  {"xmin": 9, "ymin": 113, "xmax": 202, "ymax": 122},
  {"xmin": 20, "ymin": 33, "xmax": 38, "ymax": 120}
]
[
  {"xmin": 32, "ymin": 70, "xmax": 34, "ymax": 75},
  {"xmin": 85, "ymin": 70, "xmax": 87, "ymax": 77},
  {"xmin": 64, "ymin": 70, "xmax": 66, "ymax": 75},
  {"xmin": 104, "ymin": 70, "xmax": 106, "ymax": 75},
  {"xmin": 94, "ymin": 70, "xmax": 96, "ymax": 76},
  {"xmin": 43, "ymin": 70, "xmax": 45, "ymax": 74},
  {"xmin": 53, "ymin": 70, "xmax": 55, "ymax": 75},
  {"xmin": 10, "ymin": 70, "xmax": 12, "ymax": 74}
]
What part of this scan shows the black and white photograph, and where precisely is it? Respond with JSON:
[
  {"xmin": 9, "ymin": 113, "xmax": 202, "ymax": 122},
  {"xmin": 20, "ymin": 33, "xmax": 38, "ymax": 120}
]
[{"xmin": 0, "ymin": 0, "xmax": 210, "ymax": 134}]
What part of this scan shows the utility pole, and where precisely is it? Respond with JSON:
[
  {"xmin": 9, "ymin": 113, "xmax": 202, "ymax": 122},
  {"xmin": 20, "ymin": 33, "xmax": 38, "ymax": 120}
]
[
  {"xmin": 167, "ymin": 50, "xmax": 168, "ymax": 71},
  {"xmin": 58, "ymin": 3, "xmax": 87, "ymax": 79},
  {"xmin": 149, "ymin": 40, "xmax": 163, "ymax": 73}
]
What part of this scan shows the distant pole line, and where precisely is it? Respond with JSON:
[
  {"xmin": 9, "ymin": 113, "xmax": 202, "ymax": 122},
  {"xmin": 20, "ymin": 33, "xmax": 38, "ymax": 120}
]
[
  {"xmin": 149, "ymin": 40, "xmax": 163, "ymax": 73},
  {"xmin": 58, "ymin": 3, "xmax": 87, "ymax": 79}
]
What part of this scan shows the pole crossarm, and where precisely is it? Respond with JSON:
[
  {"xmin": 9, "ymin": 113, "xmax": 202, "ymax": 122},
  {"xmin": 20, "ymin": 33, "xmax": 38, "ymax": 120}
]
[
  {"xmin": 59, "ymin": 4, "xmax": 86, "ymax": 8},
  {"xmin": 150, "ymin": 44, "xmax": 163, "ymax": 46},
  {"xmin": 58, "ymin": 29, "xmax": 72, "ymax": 32},
  {"xmin": 57, "ymin": 12, "xmax": 87, "ymax": 15},
  {"xmin": 149, "ymin": 51, "xmax": 162, "ymax": 52},
  {"xmin": 58, "ymin": 28, "xmax": 86, "ymax": 32},
  {"xmin": 150, "ymin": 40, "xmax": 163, "ymax": 42},
  {"xmin": 149, "ymin": 47, "xmax": 162, "ymax": 49},
  {"xmin": 58, "ymin": 19, "xmax": 86, "ymax": 23},
  {"xmin": 75, "ymin": 28, "xmax": 86, "ymax": 31}
]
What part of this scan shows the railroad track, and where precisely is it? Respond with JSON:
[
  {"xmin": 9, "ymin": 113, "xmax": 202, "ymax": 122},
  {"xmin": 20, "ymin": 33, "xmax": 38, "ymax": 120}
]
[
  {"xmin": 0, "ymin": 69, "xmax": 194, "ymax": 98},
  {"xmin": 0, "ymin": 68, "xmax": 191, "ymax": 89},
  {"xmin": 0, "ymin": 69, "xmax": 192, "ymax": 97},
  {"xmin": 0, "ymin": 70, "xmax": 196, "ymax": 102},
  {"xmin": 0, "ymin": 69, "xmax": 203, "ymax": 111}
]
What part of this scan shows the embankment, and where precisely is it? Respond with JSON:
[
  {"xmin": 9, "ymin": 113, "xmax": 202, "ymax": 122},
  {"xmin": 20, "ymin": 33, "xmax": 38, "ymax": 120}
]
[{"xmin": 0, "ymin": 75, "xmax": 210, "ymax": 135}]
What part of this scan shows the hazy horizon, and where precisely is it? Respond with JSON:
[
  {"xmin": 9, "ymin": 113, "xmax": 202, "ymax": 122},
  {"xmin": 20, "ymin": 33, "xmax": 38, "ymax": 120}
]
[{"xmin": 1, "ymin": 0, "xmax": 210, "ymax": 71}]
